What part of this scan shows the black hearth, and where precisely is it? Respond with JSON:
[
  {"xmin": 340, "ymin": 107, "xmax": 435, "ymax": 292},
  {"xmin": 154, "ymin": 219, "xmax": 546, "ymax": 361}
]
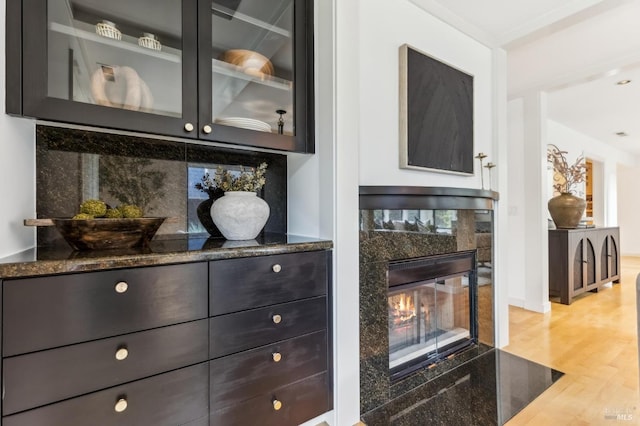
[{"xmin": 388, "ymin": 251, "xmax": 477, "ymax": 381}]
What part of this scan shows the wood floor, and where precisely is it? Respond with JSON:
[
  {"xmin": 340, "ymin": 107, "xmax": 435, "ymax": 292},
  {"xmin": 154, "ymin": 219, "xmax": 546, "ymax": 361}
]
[{"xmin": 504, "ymin": 256, "xmax": 640, "ymax": 425}]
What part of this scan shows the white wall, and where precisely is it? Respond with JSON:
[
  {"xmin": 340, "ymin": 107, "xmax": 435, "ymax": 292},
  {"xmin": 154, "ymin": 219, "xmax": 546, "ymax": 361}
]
[
  {"xmin": 506, "ymin": 98, "xmax": 526, "ymax": 306},
  {"xmin": 358, "ymin": 0, "xmax": 496, "ymax": 189},
  {"xmin": 617, "ymin": 163, "xmax": 640, "ymax": 255},
  {"xmin": 0, "ymin": 0, "xmax": 37, "ymax": 258}
]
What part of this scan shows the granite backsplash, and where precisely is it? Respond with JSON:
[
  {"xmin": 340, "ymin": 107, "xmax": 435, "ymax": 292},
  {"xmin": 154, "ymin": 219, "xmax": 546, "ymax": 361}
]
[{"xmin": 35, "ymin": 125, "xmax": 287, "ymax": 247}]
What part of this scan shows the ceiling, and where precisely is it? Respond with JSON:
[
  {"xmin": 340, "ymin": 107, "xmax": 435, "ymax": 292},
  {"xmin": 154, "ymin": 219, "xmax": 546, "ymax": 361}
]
[{"xmin": 414, "ymin": 0, "xmax": 640, "ymax": 155}]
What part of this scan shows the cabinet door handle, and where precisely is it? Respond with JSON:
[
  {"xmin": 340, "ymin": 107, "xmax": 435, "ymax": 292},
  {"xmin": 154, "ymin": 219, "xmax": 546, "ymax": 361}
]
[
  {"xmin": 202, "ymin": 124, "xmax": 212, "ymax": 134},
  {"xmin": 114, "ymin": 398, "xmax": 128, "ymax": 413},
  {"xmin": 272, "ymin": 264, "xmax": 282, "ymax": 273},
  {"xmin": 115, "ymin": 347, "xmax": 129, "ymax": 361},
  {"xmin": 272, "ymin": 399, "xmax": 282, "ymax": 411},
  {"xmin": 114, "ymin": 281, "xmax": 128, "ymax": 294},
  {"xmin": 272, "ymin": 314, "xmax": 282, "ymax": 324},
  {"xmin": 272, "ymin": 352, "xmax": 282, "ymax": 363},
  {"xmin": 184, "ymin": 122, "xmax": 194, "ymax": 132}
]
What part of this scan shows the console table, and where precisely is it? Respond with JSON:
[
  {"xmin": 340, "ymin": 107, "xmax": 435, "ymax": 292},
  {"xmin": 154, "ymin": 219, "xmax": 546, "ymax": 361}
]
[{"xmin": 548, "ymin": 227, "xmax": 620, "ymax": 305}]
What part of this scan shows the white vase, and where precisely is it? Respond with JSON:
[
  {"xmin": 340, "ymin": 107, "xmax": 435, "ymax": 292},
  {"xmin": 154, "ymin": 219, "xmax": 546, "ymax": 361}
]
[{"xmin": 211, "ymin": 191, "xmax": 270, "ymax": 240}]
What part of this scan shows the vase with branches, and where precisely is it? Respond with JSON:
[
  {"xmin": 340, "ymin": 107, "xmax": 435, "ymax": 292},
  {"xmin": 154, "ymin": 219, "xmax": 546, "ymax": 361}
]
[{"xmin": 547, "ymin": 144, "xmax": 587, "ymax": 228}]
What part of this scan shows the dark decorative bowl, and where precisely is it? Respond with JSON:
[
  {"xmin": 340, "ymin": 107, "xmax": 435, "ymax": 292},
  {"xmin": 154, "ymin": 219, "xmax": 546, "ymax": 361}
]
[{"xmin": 52, "ymin": 217, "xmax": 166, "ymax": 250}]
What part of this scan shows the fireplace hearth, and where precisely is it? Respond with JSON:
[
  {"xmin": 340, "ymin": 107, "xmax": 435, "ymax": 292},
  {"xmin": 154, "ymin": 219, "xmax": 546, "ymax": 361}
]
[{"xmin": 388, "ymin": 251, "xmax": 477, "ymax": 381}]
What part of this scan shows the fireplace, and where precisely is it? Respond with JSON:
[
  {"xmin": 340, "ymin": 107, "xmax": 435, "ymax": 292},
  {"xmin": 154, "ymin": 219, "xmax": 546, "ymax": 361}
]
[
  {"xmin": 359, "ymin": 186, "xmax": 498, "ymax": 415},
  {"xmin": 388, "ymin": 251, "xmax": 477, "ymax": 381}
]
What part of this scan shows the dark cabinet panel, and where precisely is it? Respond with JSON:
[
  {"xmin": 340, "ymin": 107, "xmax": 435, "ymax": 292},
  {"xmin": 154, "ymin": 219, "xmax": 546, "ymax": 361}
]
[
  {"xmin": 210, "ymin": 250, "xmax": 328, "ymax": 315},
  {"xmin": 210, "ymin": 296, "xmax": 326, "ymax": 358},
  {"xmin": 210, "ymin": 372, "xmax": 330, "ymax": 426},
  {"xmin": 3, "ymin": 363, "xmax": 209, "ymax": 426},
  {"xmin": 3, "ymin": 262, "xmax": 208, "ymax": 356},
  {"xmin": 4, "ymin": 319, "xmax": 209, "ymax": 415},
  {"xmin": 549, "ymin": 227, "xmax": 620, "ymax": 304},
  {"xmin": 210, "ymin": 330, "xmax": 327, "ymax": 410}
]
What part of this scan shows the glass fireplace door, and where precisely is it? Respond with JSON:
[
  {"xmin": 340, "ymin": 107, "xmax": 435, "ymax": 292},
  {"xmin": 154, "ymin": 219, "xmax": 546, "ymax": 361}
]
[{"xmin": 388, "ymin": 270, "xmax": 474, "ymax": 376}]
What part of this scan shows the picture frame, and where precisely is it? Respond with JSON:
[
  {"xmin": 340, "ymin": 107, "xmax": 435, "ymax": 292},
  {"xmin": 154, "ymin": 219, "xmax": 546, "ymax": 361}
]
[{"xmin": 399, "ymin": 44, "xmax": 474, "ymax": 175}]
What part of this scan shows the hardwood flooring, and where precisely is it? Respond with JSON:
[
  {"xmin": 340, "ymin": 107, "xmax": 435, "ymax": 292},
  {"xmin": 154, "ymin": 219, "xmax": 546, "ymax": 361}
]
[{"xmin": 504, "ymin": 256, "xmax": 640, "ymax": 425}]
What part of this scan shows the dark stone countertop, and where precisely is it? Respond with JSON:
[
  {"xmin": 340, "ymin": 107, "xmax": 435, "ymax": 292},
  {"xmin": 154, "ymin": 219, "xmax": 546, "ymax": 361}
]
[{"xmin": 0, "ymin": 233, "xmax": 333, "ymax": 279}]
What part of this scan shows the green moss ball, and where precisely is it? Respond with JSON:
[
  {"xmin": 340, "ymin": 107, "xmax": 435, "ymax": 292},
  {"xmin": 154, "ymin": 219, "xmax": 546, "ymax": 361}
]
[
  {"xmin": 72, "ymin": 213, "xmax": 94, "ymax": 220},
  {"xmin": 104, "ymin": 208, "xmax": 123, "ymax": 219},
  {"xmin": 120, "ymin": 204, "xmax": 144, "ymax": 218},
  {"xmin": 79, "ymin": 199, "xmax": 107, "ymax": 217}
]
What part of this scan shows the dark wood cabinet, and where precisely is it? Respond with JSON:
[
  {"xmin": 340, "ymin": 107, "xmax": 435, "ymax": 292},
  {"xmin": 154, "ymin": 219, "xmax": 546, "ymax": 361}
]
[
  {"xmin": 3, "ymin": 320, "xmax": 209, "ymax": 415},
  {"xmin": 7, "ymin": 0, "xmax": 314, "ymax": 153},
  {"xmin": 3, "ymin": 262, "xmax": 208, "ymax": 356},
  {"xmin": 4, "ymin": 363, "xmax": 210, "ymax": 426},
  {"xmin": 1, "ymin": 249, "xmax": 332, "ymax": 425},
  {"xmin": 208, "ymin": 250, "xmax": 332, "ymax": 425},
  {"xmin": 549, "ymin": 227, "xmax": 620, "ymax": 304}
]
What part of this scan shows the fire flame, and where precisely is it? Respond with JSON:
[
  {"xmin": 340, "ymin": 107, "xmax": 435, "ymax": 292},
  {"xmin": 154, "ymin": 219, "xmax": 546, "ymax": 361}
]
[{"xmin": 390, "ymin": 293, "xmax": 416, "ymax": 325}]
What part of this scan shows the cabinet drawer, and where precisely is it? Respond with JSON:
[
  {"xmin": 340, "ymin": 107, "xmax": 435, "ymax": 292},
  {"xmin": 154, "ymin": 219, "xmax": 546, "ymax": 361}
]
[
  {"xmin": 3, "ymin": 262, "xmax": 208, "ymax": 356},
  {"xmin": 3, "ymin": 320, "xmax": 209, "ymax": 415},
  {"xmin": 210, "ymin": 372, "xmax": 331, "ymax": 426},
  {"xmin": 3, "ymin": 362, "xmax": 209, "ymax": 426},
  {"xmin": 210, "ymin": 251, "xmax": 328, "ymax": 315},
  {"xmin": 211, "ymin": 330, "xmax": 327, "ymax": 410},
  {"xmin": 210, "ymin": 296, "xmax": 326, "ymax": 358}
]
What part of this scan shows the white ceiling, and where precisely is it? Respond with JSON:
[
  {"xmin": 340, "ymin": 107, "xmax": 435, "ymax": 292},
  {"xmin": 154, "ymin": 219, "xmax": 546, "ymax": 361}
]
[{"xmin": 417, "ymin": 0, "xmax": 640, "ymax": 155}]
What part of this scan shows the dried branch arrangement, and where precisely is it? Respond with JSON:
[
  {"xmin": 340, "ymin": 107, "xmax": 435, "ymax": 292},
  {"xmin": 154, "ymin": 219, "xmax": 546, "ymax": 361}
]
[{"xmin": 547, "ymin": 144, "xmax": 587, "ymax": 194}]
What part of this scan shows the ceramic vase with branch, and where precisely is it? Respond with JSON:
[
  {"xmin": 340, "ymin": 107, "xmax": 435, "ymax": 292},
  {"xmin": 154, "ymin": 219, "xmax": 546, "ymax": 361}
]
[
  {"xmin": 199, "ymin": 163, "xmax": 269, "ymax": 240},
  {"xmin": 547, "ymin": 144, "xmax": 587, "ymax": 228}
]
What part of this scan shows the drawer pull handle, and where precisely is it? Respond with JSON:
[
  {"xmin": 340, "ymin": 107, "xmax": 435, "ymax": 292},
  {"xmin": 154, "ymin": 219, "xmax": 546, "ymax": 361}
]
[
  {"xmin": 203, "ymin": 124, "xmax": 212, "ymax": 134},
  {"xmin": 184, "ymin": 122, "xmax": 194, "ymax": 132},
  {"xmin": 115, "ymin": 347, "xmax": 129, "ymax": 361},
  {"xmin": 115, "ymin": 281, "xmax": 128, "ymax": 294},
  {"xmin": 272, "ymin": 264, "xmax": 282, "ymax": 273},
  {"xmin": 273, "ymin": 399, "xmax": 283, "ymax": 411},
  {"xmin": 272, "ymin": 314, "xmax": 282, "ymax": 324},
  {"xmin": 115, "ymin": 398, "xmax": 128, "ymax": 413},
  {"xmin": 272, "ymin": 352, "xmax": 282, "ymax": 363}
]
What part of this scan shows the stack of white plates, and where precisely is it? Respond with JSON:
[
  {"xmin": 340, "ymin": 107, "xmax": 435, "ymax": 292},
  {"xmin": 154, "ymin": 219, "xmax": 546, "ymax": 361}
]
[{"xmin": 216, "ymin": 117, "xmax": 272, "ymax": 132}]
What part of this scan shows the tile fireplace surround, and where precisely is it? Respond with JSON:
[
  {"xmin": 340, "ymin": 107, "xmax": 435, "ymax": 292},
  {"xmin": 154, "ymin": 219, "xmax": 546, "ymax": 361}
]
[{"xmin": 359, "ymin": 186, "xmax": 563, "ymax": 424}]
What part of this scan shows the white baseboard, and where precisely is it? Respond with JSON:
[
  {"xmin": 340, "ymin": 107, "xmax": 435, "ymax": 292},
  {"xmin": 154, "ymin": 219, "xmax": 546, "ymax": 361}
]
[{"xmin": 508, "ymin": 297, "xmax": 525, "ymax": 308}]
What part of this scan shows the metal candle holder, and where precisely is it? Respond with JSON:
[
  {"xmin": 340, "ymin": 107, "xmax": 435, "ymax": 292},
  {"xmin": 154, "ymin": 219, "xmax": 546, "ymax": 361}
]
[
  {"xmin": 484, "ymin": 162, "xmax": 496, "ymax": 191},
  {"xmin": 475, "ymin": 152, "xmax": 488, "ymax": 189}
]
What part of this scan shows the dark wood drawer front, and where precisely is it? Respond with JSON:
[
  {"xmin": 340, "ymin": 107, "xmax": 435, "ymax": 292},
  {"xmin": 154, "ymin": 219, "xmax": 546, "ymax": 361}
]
[
  {"xmin": 210, "ymin": 251, "xmax": 328, "ymax": 315},
  {"xmin": 210, "ymin": 296, "xmax": 326, "ymax": 359},
  {"xmin": 3, "ymin": 362, "xmax": 209, "ymax": 426},
  {"xmin": 210, "ymin": 330, "xmax": 327, "ymax": 410},
  {"xmin": 3, "ymin": 320, "xmax": 209, "ymax": 415},
  {"xmin": 3, "ymin": 262, "xmax": 208, "ymax": 356},
  {"xmin": 210, "ymin": 372, "xmax": 330, "ymax": 426}
]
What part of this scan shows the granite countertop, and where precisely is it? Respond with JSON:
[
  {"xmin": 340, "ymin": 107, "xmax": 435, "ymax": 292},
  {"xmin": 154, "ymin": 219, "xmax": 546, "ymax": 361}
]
[{"xmin": 0, "ymin": 233, "xmax": 333, "ymax": 279}]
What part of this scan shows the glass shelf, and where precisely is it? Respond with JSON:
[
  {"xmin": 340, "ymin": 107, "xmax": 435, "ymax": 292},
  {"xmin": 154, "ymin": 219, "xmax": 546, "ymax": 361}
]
[
  {"xmin": 211, "ymin": 3, "xmax": 290, "ymax": 37},
  {"xmin": 212, "ymin": 59, "xmax": 291, "ymax": 91},
  {"xmin": 49, "ymin": 22, "xmax": 181, "ymax": 63}
]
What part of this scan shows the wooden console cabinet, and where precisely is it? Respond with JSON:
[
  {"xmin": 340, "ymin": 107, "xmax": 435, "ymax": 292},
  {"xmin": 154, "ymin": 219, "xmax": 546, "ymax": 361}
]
[{"xmin": 548, "ymin": 227, "xmax": 620, "ymax": 305}]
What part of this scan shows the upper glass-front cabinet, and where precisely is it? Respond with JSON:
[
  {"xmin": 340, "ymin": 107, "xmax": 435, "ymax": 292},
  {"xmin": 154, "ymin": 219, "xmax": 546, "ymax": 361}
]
[
  {"xmin": 198, "ymin": 0, "xmax": 313, "ymax": 152},
  {"xmin": 8, "ymin": 0, "xmax": 314, "ymax": 152}
]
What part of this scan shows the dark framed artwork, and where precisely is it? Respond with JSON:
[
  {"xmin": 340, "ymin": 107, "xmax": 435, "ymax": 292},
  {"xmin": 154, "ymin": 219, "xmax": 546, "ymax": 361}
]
[{"xmin": 399, "ymin": 44, "xmax": 474, "ymax": 175}]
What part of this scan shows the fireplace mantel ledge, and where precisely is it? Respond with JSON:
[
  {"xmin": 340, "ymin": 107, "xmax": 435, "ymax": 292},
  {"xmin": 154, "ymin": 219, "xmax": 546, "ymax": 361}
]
[{"xmin": 359, "ymin": 186, "xmax": 499, "ymax": 211}]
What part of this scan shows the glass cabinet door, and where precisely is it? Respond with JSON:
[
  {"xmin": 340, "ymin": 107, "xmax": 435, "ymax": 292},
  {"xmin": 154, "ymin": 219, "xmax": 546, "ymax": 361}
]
[
  {"xmin": 22, "ymin": 0, "xmax": 198, "ymax": 138},
  {"xmin": 199, "ymin": 0, "xmax": 313, "ymax": 152}
]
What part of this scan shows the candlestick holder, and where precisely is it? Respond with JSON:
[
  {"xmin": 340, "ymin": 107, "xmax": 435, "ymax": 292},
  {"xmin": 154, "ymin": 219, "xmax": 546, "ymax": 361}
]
[
  {"xmin": 475, "ymin": 153, "xmax": 488, "ymax": 189},
  {"xmin": 484, "ymin": 162, "xmax": 496, "ymax": 191}
]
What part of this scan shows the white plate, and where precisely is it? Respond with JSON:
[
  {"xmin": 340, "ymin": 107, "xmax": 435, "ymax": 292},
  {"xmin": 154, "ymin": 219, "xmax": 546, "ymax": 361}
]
[{"xmin": 216, "ymin": 117, "xmax": 272, "ymax": 132}]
